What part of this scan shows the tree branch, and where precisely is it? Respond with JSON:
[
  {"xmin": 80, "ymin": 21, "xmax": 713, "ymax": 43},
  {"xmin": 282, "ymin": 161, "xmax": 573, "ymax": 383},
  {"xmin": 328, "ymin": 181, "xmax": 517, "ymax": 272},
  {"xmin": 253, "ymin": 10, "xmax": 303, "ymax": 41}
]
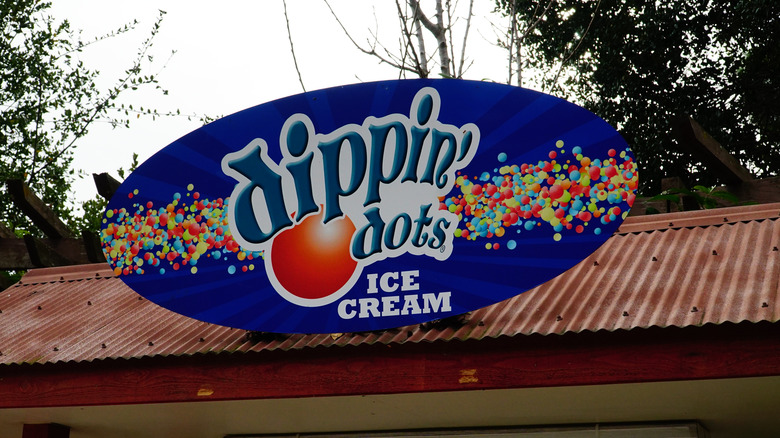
[
  {"xmin": 31, "ymin": 10, "xmax": 169, "ymax": 181},
  {"xmin": 408, "ymin": 0, "xmax": 450, "ymax": 77},
  {"xmin": 549, "ymin": 0, "xmax": 602, "ymax": 94},
  {"xmin": 282, "ymin": 0, "xmax": 306, "ymax": 93},
  {"xmin": 456, "ymin": 0, "xmax": 474, "ymax": 78},
  {"xmin": 324, "ymin": 0, "xmax": 421, "ymax": 75}
]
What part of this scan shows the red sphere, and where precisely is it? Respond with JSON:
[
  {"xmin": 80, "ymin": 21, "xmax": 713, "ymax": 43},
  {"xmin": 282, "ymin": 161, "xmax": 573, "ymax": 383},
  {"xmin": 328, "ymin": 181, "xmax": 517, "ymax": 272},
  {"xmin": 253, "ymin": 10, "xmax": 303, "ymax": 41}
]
[{"xmin": 270, "ymin": 210, "xmax": 357, "ymax": 300}]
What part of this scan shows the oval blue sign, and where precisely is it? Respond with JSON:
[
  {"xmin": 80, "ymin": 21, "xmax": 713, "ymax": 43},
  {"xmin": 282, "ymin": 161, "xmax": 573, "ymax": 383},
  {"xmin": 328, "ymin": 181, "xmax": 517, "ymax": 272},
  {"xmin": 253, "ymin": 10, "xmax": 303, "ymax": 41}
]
[{"xmin": 101, "ymin": 79, "xmax": 638, "ymax": 334}]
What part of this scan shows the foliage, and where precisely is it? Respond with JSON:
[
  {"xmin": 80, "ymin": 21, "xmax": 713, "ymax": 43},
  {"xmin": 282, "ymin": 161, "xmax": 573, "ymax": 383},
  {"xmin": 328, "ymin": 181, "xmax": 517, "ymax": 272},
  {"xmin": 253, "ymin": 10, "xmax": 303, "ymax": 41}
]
[
  {"xmin": 67, "ymin": 194, "xmax": 107, "ymax": 234},
  {"xmin": 0, "ymin": 0, "xmax": 170, "ymax": 235},
  {"xmin": 649, "ymin": 185, "xmax": 745, "ymax": 213},
  {"xmin": 497, "ymin": 0, "xmax": 780, "ymax": 194}
]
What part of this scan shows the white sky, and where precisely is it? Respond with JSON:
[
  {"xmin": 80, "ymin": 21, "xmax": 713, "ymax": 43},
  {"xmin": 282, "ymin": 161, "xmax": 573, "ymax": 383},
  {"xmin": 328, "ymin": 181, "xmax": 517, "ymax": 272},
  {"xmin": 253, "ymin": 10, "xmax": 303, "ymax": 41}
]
[{"xmin": 49, "ymin": 1, "xmax": 514, "ymax": 205}]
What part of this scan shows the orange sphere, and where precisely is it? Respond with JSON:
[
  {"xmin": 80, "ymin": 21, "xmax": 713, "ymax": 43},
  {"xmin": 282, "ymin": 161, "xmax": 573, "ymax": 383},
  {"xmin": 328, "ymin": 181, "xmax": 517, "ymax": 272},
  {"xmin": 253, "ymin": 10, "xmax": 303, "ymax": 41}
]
[{"xmin": 270, "ymin": 210, "xmax": 357, "ymax": 300}]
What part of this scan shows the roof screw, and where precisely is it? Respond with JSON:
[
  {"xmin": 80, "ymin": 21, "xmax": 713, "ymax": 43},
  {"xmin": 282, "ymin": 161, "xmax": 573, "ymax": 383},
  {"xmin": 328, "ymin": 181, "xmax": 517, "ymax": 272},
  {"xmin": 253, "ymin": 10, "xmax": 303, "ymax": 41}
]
[
  {"xmin": 0, "ymin": 351, "xmax": 3, "ymax": 356},
  {"xmin": 593, "ymin": 261, "xmax": 599, "ymax": 266},
  {"xmin": 59, "ymin": 277, "xmax": 64, "ymax": 281},
  {"xmin": 669, "ymin": 222, "xmax": 674, "ymax": 227},
  {"xmin": 53, "ymin": 347, "xmax": 58, "ymax": 352},
  {"xmin": 87, "ymin": 301, "xmax": 92, "ymax": 306},
  {"xmin": 773, "ymin": 247, "xmax": 778, "ymax": 252},
  {"xmin": 691, "ymin": 306, "xmax": 699, "ymax": 313},
  {"xmin": 37, "ymin": 305, "xmax": 42, "ymax": 310},
  {"xmin": 712, "ymin": 250, "xmax": 718, "ymax": 256},
  {"xmin": 137, "ymin": 297, "xmax": 143, "ymax": 301},
  {"xmin": 723, "ymin": 217, "xmax": 729, "ymax": 222},
  {"xmin": 652, "ymin": 256, "xmax": 658, "ymax": 261},
  {"xmin": 556, "ymin": 315, "xmax": 563, "ymax": 321},
  {"xmin": 101, "ymin": 343, "xmax": 107, "ymax": 348},
  {"xmin": 148, "ymin": 341, "xmax": 154, "ymax": 346},
  {"xmin": 622, "ymin": 311, "xmax": 629, "ymax": 317},
  {"xmin": 762, "ymin": 302, "xmax": 769, "ymax": 308},
  {"xmin": 199, "ymin": 337, "xmax": 206, "ymax": 342}
]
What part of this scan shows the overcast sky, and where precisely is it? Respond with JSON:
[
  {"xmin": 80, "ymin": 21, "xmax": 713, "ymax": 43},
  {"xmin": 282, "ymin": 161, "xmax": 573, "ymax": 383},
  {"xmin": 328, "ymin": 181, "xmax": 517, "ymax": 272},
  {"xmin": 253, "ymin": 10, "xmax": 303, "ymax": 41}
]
[{"xmin": 49, "ymin": 1, "xmax": 512, "ymax": 204}]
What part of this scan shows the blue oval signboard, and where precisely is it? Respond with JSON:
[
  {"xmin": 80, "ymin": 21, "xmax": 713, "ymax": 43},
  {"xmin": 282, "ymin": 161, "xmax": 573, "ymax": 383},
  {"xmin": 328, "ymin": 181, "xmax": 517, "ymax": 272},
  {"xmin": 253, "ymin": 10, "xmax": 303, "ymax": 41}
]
[{"xmin": 101, "ymin": 79, "xmax": 638, "ymax": 334}]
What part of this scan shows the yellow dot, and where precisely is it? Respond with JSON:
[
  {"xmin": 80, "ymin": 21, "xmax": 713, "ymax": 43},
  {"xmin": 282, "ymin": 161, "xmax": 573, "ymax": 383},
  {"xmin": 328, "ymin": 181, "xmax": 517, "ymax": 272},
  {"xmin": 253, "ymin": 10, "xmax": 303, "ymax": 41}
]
[
  {"xmin": 553, "ymin": 233, "xmax": 562, "ymax": 241},
  {"xmin": 485, "ymin": 243, "xmax": 491, "ymax": 250},
  {"xmin": 556, "ymin": 140, "xmax": 564, "ymax": 148},
  {"xmin": 191, "ymin": 266, "xmax": 198, "ymax": 274},
  {"xmin": 187, "ymin": 183, "xmax": 194, "ymax": 191}
]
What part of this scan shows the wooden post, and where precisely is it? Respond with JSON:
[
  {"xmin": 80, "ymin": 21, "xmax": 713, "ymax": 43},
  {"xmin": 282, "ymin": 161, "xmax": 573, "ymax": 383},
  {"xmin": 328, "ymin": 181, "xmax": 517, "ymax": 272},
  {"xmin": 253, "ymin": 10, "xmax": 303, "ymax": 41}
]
[
  {"xmin": 22, "ymin": 424, "xmax": 69, "ymax": 438},
  {"xmin": 93, "ymin": 172, "xmax": 121, "ymax": 201}
]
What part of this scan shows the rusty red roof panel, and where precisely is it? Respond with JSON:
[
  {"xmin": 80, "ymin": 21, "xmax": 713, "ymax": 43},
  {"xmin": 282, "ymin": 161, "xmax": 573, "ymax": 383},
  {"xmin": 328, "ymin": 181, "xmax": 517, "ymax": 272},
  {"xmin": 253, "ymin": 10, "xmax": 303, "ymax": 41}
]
[{"xmin": 0, "ymin": 203, "xmax": 778, "ymax": 365}]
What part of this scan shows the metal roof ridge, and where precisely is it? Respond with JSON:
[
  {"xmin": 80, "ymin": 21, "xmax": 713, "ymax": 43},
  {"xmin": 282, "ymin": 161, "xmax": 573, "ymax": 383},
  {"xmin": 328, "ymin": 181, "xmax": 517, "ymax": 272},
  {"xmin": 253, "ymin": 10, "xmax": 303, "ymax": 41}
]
[
  {"xmin": 18, "ymin": 263, "xmax": 116, "ymax": 285},
  {"xmin": 618, "ymin": 202, "xmax": 780, "ymax": 234}
]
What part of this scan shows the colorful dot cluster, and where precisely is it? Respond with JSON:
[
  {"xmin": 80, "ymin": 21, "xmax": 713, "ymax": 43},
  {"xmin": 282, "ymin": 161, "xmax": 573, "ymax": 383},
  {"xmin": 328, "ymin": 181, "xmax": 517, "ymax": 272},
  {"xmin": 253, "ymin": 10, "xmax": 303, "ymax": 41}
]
[
  {"xmin": 101, "ymin": 184, "xmax": 262, "ymax": 276},
  {"xmin": 440, "ymin": 140, "xmax": 638, "ymax": 250}
]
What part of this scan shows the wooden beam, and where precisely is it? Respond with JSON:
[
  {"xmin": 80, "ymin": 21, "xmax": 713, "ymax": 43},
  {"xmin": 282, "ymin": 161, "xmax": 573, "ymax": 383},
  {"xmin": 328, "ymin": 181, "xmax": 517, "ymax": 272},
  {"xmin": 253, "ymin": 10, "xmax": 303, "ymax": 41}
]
[
  {"xmin": 7, "ymin": 180, "xmax": 74, "ymax": 239},
  {"xmin": 674, "ymin": 116, "xmax": 754, "ymax": 185},
  {"xmin": 731, "ymin": 176, "xmax": 780, "ymax": 204},
  {"xmin": 0, "ymin": 238, "xmax": 92, "ymax": 270},
  {"xmin": 0, "ymin": 222, "xmax": 14, "ymax": 239},
  {"xmin": 93, "ymin": 172, "xmax": 121, "ymax": 201},
  {"xmin": 0, "ymin": 238, "xmax": 32, "ymax": 269},
  {"xmin": 22, "ymin": 424, "xmax": 69, "ymax": 438},
  {"xmin": 24, "ymin": 235, "xmax": 78, "ymax": 268},
  {"xmin": 0, "ymin": 322, "xmax": 777, "ymax": 409}
]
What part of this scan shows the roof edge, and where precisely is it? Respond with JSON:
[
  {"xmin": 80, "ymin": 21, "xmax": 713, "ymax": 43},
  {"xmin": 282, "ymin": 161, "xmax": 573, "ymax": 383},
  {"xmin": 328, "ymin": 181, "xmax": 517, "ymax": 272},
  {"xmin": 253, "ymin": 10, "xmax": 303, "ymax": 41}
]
[
  {"xmin": 18, "ymin": 262, "xmax": 115, "ymax": 285},
  {"xmin": 619, "ymin": 202, "xmax": 780, "ymax": 234}
]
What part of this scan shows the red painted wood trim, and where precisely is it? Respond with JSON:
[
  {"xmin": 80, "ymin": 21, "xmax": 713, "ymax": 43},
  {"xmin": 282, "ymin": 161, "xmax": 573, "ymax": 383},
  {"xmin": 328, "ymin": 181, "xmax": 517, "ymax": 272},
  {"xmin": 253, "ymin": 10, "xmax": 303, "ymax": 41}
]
[{"xmin": 1, "ymin": 322, "xmax": 778, "ymax": 409}]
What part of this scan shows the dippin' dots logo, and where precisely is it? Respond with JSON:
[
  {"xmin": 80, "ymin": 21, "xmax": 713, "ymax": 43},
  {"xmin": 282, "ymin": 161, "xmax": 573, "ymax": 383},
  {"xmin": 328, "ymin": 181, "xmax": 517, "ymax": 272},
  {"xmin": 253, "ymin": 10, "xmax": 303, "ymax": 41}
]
[{"xmin": 221, "ymin": 88, "xmax": 480, "ymax": 308}]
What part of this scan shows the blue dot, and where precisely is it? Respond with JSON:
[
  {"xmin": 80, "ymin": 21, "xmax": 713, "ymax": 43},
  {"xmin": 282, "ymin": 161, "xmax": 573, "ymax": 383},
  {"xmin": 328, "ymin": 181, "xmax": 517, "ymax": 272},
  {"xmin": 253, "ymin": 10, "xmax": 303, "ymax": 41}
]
[
  {"xmin": 507, "ymin": 240, "xmax": 517, "ymax": 250},
  {"xmin": 228, "ymin": 265, "xmax": 236, "ymax": 274},
  {"xmin": 498, "ymin": 152, "xmax": 507, "ymax": 163},
  {"xmin": 594, "ymin": 228, "xmax": 602, "ymax": 235}
]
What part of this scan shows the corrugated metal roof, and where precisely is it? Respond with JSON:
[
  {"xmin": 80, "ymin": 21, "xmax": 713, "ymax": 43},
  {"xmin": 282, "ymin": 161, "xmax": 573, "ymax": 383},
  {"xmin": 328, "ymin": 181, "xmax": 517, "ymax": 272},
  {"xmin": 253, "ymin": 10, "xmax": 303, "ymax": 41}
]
[{"xmin": 1, "ymin": 203, "xmax": 778, "ymax": 366}]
